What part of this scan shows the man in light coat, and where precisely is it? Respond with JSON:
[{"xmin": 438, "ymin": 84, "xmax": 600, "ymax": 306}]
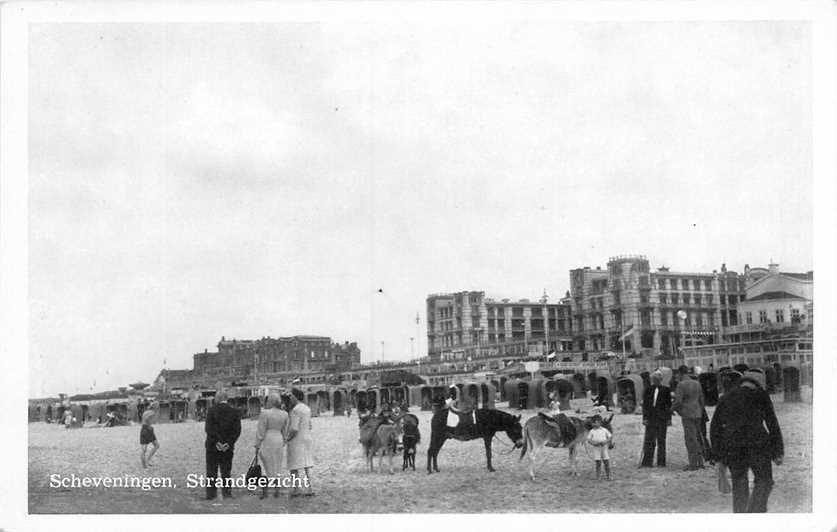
[{"xmin": 672, "ymin": 366, "xmax": 705, "ymax": 471}]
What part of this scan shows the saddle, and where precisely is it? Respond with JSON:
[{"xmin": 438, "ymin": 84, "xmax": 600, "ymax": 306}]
[
  {"xmin": 445, "ymin": 408, "xmax": 478, "ymax": 440},
  {"xmin": 538, "ymin": 412, "xmax": 577, "ymax": 447}
]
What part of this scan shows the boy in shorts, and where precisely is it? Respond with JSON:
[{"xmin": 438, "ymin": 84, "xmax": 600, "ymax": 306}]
[
  {"xmin": 587, "ymin": 414, "xmax": 613, "ymax": 480},
  {"xmin": 140, "ymin": 409, "xmax": 159, "ymax": 468}
]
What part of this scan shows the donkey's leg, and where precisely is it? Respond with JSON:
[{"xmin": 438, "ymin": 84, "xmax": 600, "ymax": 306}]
[
  {"xmin": 569, "ymin": 444, "xmax": 578, "ymax": 476},
  {"xmin": 528, "ymin": 441, "xmax": 538, "ymax": 481},
  {"xmin": 484, "ymin": 436, "xmax": 495, "ymax": 472},
  {"xmin": 433, "ymin": 436, "xmax": 444, "ymax": 472}
]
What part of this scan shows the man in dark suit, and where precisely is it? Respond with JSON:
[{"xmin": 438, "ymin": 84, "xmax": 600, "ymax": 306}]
[
  {"xmin": 204, "ymin": 390, "xmax": 241, "ymax": 500},
  {"xmin": 640, "ymin": 369, "xmax": 671, "ymax": 467},
  {"xmin": 710, "ymin": 373, "xmax": 783, "ymax": 513},
  {"xmin": 672, "ymin": 365, "xmax": 706, "ymax": 471}
]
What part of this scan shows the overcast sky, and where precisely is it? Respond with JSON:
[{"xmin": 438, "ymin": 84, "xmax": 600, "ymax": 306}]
[{"xmin": 28, "ymin": 21, "xmax": 812, "ymax": 397}]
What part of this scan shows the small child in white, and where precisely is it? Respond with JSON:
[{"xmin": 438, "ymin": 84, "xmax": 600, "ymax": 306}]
[{"xmin": 587, "ymin": 414, "xmax": 613, "ymax": 480}]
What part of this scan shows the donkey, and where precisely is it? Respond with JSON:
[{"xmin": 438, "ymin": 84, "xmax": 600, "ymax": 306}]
[
  {"xmin": 401, "ymin": 414, "xmax": 421, "ymax": 471},
  {"xmin": 367, "ymin": 422, "xmax": 402, "ymax": 474},
  {"xmin": 520, "ymin": 411, "xmax": 614, "ymax": 480},
  {"xmin": 427, "ymin": 408, "xmax": 523, "ymax": 474}
]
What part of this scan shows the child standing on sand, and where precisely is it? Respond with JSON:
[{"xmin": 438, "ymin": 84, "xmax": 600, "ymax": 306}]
[
  {"xmin": 140, "ymin": 409, "xmax": 159, "ymax": 468},
  {"xmin": 587, "ymin": 414, "xmax": 613, "ymax": 480}
]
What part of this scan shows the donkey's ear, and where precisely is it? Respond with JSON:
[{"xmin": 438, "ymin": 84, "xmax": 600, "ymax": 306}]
[{"xmin": 516, "ymin": 415, "xmax": 521, "ymax": 421}]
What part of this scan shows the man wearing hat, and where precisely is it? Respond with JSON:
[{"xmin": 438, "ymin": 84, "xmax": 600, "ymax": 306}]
[
  {"xmin": 710, "ymin": 373, "xmax": 783, "ymax": 512},
  {"xmin": 672, "ymin": 366, "xmax": 705, "ymax": 471},
  {"xmin": 640, "ymin": 369, "xmax": 672, "ymax": 467}
]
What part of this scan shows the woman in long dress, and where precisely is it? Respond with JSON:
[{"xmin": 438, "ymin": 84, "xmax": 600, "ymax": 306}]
[
  {"xmin": 286, "ymin": 389, "xmax": 314, "ymax": 497},
  {"xmin": 254, "ymin": 393, "xmax": 288, "ymax": 499}
]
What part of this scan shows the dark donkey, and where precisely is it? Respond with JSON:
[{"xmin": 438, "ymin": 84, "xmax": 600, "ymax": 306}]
[{"xmin": 427, "ymin": 408, "xmax": 523, "ymax": 474}]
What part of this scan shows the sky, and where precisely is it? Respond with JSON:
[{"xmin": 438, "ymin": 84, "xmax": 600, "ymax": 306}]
[{"xmin": 27, "ymin": 21, "xmax": 812, "ymax": 397}]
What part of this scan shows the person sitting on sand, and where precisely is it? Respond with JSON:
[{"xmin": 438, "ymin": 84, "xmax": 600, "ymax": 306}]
[{"xmin": 140, "ymin": 409, "xmax": 159, "ymax": 468}]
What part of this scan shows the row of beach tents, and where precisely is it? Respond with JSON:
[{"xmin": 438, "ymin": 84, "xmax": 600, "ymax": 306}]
[{"xmin": 29, "ymin": 362, "xmax": 809, "ymax": 424}]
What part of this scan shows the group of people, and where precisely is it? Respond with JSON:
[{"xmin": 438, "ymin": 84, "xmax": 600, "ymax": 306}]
[
  {"xmin": 205, "ymin": 388, "xmax": 315, "ymax": 500},
  {"xmin": 639, "ymin": 365, "xmax": 784, "ymax": 513},
  {"xmin": 136, "ymin": 388, "xmax": 315, "ymax": 500}
]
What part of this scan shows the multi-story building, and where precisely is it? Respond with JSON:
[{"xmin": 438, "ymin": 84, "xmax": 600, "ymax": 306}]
[
  {"xmin": 569, "ymin": 255, "xmax": 753, "ymax": 357},
  {"xmin": 426, "ymin": 291, "xmax": 574, "ymax": 363},
  {"xmin": 727, "ymin": 263, "xmax": 813, "ymax": 343},
  {"xmin": 186, "ymin": 335, "xmax": 361, "ymax": 387}
]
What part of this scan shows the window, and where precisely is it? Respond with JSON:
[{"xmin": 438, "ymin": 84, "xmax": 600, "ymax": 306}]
[
  {"xmin": 693, "ymin": 279, "xmax": 701, "ymax": 291},
  {"xmin": 694, "ymin": 294, "xmax": 702, "ymax": 306},
  {"xmin": 660, "ymin": 311, "xmax": 667, "ymax": 326},
  {"xmin": 708, "ymin": 314, "xmax": 715, "ymax": 327},
  {"xmin": 775, "ymin": 309, "xmax": 785, "ymax": 323},
  {"xmin": 719, "ymin": 281, "xmax": 726, "ymax": 292},
  {"xmin": 704, "ymin": 279, "xmax": 712, "ymax": 291},
  {"xmin": 720, "ymin": 295, "xmax": 726, "ymax": 305},
  {"xmin": 659, "ymin": 293, "xmax": 667, "ymax": 304},
  {"xmin": 706, "ymin": 294, "xmax": 714, "ymax": 305},
  {"xmin": 759, "ymin": 310, "xmax": 768, "ymax": 324},
  {"xmin": 745, "ymin": 312, "xmax": 752, "ymax": 324},
  {"xmin": 695, "ymin": 314, "xmax": 703, "ymax": 327},
  {"xmin": 728, "ymin": 295, "xmax": 737, "ymax": 305},
  {"xmin": 672, "ymin": 279, "xmax": 679, "ymax": 290},
  {"xmin": 683, "ymin": 293, "xmax": 691, "ymax": 305},
  {"xmin": 791, "ymin": 308, "xmax": 801, "ymax": 323},
  {"xmin": 671, "ymin": 293, "xmax": 679, "ymax": 305}
]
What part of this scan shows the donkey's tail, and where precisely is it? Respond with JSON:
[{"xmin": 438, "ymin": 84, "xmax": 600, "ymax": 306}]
[{"xmin": 519, "ymin": 425, "xmax": 531, "ymax": 460}]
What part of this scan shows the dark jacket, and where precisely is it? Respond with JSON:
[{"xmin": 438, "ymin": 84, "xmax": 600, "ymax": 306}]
[
  {"xmin": 205, "ymin": 402, "xmax": 242, "ymax": 450},
  {"xmin": 710, "ymin": 384, "xmax": 783, "ymax": 463},
  {"xmin": 642, "ymin": 384, "xmax": 672, "ymax": 425}
]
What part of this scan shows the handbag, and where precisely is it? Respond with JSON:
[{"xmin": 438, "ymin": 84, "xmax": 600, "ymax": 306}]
[{"xmin": 245, "ymin": 450, "xmax": 264, "ymax": 484}]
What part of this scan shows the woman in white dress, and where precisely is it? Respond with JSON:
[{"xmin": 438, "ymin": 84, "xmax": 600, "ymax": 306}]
[
  {"xmin": 286, "ymin": 389, "xmax": 314, "ymax": 497},
  {"xmin": 254, "ymin": 393, "xmax": 288, "ymax": 499}
]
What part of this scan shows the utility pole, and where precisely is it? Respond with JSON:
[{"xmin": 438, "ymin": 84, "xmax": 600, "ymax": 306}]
[
  {"xmin": 410, "ymin": 337, "xmax": 415, "ymax": 358},
  {"xmin": 381, "ymin": 341, "xmax": 385, "ymax": 363},
  {"xmin": 415, "ymin": 312, "xmax": 421, "ymax": 358}
]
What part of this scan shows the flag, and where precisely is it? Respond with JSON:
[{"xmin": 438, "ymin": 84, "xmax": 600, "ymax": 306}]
[
  {"xmin": 546, "ymin": 352, "xmax": 557, "ymax": 360},
  {"xmin": 618, "ymin": 325, "xmax": 635, "ymax": 342}
]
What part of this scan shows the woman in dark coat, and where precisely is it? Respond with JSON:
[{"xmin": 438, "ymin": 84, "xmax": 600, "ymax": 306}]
[{"xmin": 709, "ymin": 374, "xmax": 783, "ymax": 513}]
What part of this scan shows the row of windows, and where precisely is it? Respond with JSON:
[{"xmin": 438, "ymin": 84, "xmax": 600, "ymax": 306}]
[{"xmin": 743, "ymin": 308, "xmax": 804, "ymax": 325}]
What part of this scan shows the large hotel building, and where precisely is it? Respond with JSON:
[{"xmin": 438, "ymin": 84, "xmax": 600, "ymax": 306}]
[{"xmin": 427, "ymin": 255, "xmax": 810, "ymax": 362}]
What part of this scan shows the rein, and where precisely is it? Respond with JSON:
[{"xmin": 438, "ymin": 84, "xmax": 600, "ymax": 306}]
[{"xmin": 492, "ymin": 433, "xmax": 519, "ymax": 454}]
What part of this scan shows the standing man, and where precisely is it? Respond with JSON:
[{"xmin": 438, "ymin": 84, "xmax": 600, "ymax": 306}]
[
  {"xmin": 672, "ymin": 366, "xmax": 705, "ymax": 471},
  {"xmin": 640, "ymin": 370, "xmax": 672, "ymax": 467},
  {"xmin": 286, "ymin": 388, "xmax": 314, "ymax": 497},
  {"xmin": 710, "ymin": 373, "xmax": 783, "ymax": 513},
  {"xmin": 204, "ymin": 391, "xmax": 241, "ymax": 500}
]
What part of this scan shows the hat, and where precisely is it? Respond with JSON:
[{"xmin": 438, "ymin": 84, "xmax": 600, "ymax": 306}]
[
  {"xmin": 741, "ymin": 370, "xmax": 766, "ymax": 389},
  {"xmin": 694, "ymin": 366, "xmax": 703, "ymax": 376}
]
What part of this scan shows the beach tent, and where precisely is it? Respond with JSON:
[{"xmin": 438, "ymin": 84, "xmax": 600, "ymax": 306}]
[
  {"xmin": 616, "ymin": 375, "xmax": 644, "ymax": 414},
  {"xmin": 783, "ymin": 366, "xmax": 801, "ymax": 402},
  {"xmin": 698, "ymin": 373, "xmax": 719, "ymax": 406},
  {"xmin": 499, "ymin": 377, "xmax": 509, "ymax": 401},
  {"xmin": 331, "ymin": 388, "xmax": 348, "ymax": 416},
  {"xmin": 316, "ymin": 390, "xmax": 331, "ymax": 412},
  {"xmin": 462, "ymin": 382, "xmax": 481, "ymax": 409},
  {"xmin": 305, "ymin": 392, "xmax": 320, "ymax": 417},
  {"xmin": 479, "ymin": 382, "xmax": 496, "ymax": 409},
  {"xmin": 408, "ymin": 385, "xmax": 424, "ymax": 409},
  {"xmin": 593, "ymin": 374, "xmax": 615, "ymax": 408},
  {"xmin": 503, "ymin": 379, "xmax": 520, "ymax": 410},
  {"xmin": 247, "ymin": 397, "xmax": 262, "ymax": 418}
]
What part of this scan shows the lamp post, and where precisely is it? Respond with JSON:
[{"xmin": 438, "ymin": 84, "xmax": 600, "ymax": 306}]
[{"xmin": 677, "ymin": 309, "xmax": 687, "ymax": 361}]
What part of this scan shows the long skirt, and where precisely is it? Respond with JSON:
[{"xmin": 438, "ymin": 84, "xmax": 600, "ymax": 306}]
[{"xmin": 258, "ymin": 430, "xmax": 285, "ymax": 477}]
